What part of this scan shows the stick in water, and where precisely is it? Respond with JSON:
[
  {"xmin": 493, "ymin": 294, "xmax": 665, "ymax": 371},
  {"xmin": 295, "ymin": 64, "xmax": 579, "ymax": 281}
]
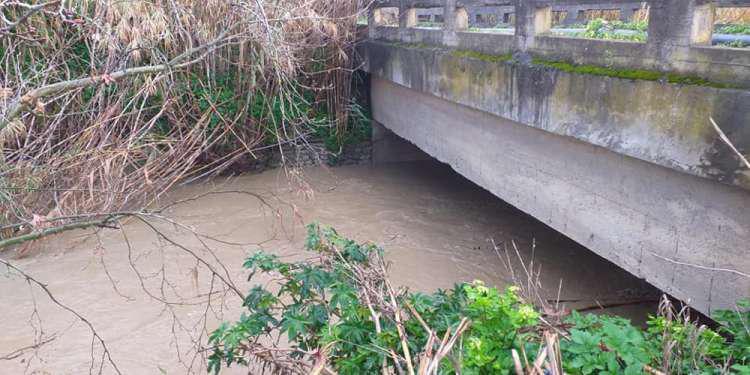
[{"xmin": 710, "ymin": 117, "xmax": 750, "ymax": 169}]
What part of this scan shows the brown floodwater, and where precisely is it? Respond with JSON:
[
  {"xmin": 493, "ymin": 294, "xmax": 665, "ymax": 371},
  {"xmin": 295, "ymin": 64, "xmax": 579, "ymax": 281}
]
[{"xmin": 0, "ymin": 160, "xmax": 657, "ymax": 374}]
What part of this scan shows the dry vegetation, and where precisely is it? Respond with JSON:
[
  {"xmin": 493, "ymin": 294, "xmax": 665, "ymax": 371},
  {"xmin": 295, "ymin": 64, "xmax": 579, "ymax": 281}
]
[
  {"xmin": 716, "ymin": 7, "xmax": 750, "ymax": 24},
  {"xmin": 580, "ymin": 9, "xmax": 622, "ymax": 22},
  {"xmin": 583, "ymin": 6, "xmax": 750, "ymax": 25},
  {"xmin": 0, "ymin": 0, "xmax": 367, "ymax": 243},
  {"xmin": 0, "ymin": 2, "xmax": 370, "ymax": 370}
]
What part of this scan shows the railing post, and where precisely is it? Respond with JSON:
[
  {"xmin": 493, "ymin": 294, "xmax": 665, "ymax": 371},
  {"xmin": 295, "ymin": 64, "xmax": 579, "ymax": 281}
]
[
  {"xmin": 515, "ymin": 0, "xmax": 551, "ymax": 51},
  {"xmin": 443, "ymin": 0, "xmax": 469, "ymax": 46},
  {"xmin": 398, "ymin": 0, "xmax": 418, "ymax": 41},
  {"xmin": 456, "ymin": 7, "xmax": 469, "ymax": 30},
  {"xmin": 368, "ymin": 7, "xmax": 382, "ymax": 39},
  {"xmin": 647, "ymin": 0, "xmax": 715, "ymax": 70},
  {"xmin": 443, "ymin": 0, "xmax": 458, "ymax": 46},
  {"xmin": 690, "ymin": 2, "xmax": 715, "ymax": 46},
  {"xmin": 620, "ymin": 6, "xmax": 636, "ymax": 23},
  {"xmin": 561, "ymin": 6, "xmax": 580, "ymax": 26}
]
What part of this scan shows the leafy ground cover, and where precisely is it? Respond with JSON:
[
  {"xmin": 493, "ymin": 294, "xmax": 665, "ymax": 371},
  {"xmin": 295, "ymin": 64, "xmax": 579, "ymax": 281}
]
[
  {"xmin": 715, "ymin": 24, "xmax": 750, "ymax": 48},
  {"xmin": 574, "ymin": 19, "xmax": 648, "ymax": 42},
  {"xmin": 716, "ymin": 24, "xmax": 750, "ymax": 35},
  {"xmin": 208, "ymin": 224, "xmax": 750, "ymax": 374}
]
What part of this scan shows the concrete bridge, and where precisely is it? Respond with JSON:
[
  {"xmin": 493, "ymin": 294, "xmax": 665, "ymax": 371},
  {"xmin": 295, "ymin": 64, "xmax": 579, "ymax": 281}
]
[{"xmin": 360, "ymin": 0, "xmax": 750, "ymax": 315}]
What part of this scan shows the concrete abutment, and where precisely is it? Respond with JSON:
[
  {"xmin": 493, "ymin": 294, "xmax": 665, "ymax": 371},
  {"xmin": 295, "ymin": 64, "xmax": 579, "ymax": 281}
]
[{"xmin": 369, "ymin": 77, "xmax": 750, "ymax": 315}]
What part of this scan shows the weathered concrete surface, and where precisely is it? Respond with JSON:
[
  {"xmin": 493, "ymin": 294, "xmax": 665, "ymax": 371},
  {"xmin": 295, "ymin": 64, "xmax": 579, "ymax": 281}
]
[
  {"xmin": 368, "ymin": 0, "xmax": 750, "ymax": 88},
  {"xmin": 370, "ymin": 77, "xmax": 750, "ymax": 315},
  {"xmin": 362, "ymin": 41, "xmax": 750, "ymax": 191}
]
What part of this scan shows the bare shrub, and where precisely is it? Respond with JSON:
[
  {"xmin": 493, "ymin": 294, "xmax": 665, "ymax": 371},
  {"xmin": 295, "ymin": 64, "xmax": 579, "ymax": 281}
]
[
  {"xmin": 0, "ymin": 0, "xmax": 368, "ymax": 239},
  {"xmin": 716, "ymin": 7, "xmax": 750, "ymax": 25}
]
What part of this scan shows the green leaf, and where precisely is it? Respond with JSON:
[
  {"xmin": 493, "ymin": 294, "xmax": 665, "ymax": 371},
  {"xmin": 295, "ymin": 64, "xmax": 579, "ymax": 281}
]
[
  {"xmin": 281, "ymin": 308, "xmax": 311, "ymax": 342},
  {"xmin": 243, "ymin": 251, "xmax": 281, "ymax": 272}
]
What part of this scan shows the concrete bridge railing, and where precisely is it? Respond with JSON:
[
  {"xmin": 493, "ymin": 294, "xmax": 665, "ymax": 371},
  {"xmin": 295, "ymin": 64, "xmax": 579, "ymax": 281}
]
[
  {"xmin": 386, "ymin": 0, "xmax": 748, "ymax": 28},
  {"xmin": 367, "ymin": 0, "xmax": 750, "ymax": 88}
]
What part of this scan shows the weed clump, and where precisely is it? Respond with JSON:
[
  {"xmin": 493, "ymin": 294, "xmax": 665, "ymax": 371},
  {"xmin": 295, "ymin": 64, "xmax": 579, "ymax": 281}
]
[
  {"xmin": 532, "ymin": 59, "xmax": 661, "ymax": 81},
  {"xmin": 716, "ymin": 24, "xmax": 750, "ymax": 35},
  {"xmin": 576, "ymin": 18, "xmax": 648, "ymax": 42},
  {"xmin": 208, "ymin": 224, "xmax": 750, "ymax": 374},
  {"xmin": 0, "ymin": 0, "xmax": 367, "ymax": 232}
]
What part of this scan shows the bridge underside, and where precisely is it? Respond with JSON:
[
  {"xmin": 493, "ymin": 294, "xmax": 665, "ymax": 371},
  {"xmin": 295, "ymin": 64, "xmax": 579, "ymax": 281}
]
[{"xmin": 370, "ymin": 77, "xmax": 750, "ymax": 315}]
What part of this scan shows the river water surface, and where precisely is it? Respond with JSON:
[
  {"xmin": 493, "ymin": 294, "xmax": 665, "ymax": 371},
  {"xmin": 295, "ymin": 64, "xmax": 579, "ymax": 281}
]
[{"xmin": 0, "ymin": 160, "xmax": 657, "ymax": 374}]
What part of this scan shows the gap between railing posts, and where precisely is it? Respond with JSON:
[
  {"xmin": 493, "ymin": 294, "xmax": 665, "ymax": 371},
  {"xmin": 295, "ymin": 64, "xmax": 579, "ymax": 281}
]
[{"xmin": 367, "ymin": 0, "xmax": 749, "ymax": 72}]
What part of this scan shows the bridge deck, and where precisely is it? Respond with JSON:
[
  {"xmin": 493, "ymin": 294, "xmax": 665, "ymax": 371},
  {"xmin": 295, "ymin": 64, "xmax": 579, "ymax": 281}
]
[{"xmin": 362, "ymin": 0, "xmax": 750, "ymax": 315}]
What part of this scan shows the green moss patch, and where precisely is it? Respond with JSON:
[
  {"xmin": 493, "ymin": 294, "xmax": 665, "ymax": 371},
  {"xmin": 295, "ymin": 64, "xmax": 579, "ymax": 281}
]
[
  {"xmin": 451, "ymin": 49, "xmax": 512, "ymax": 63},
  {"xmin": 531, "ymin": 58, "xmax": 739, "ymax": 89},
  {"xmin": 380, "ymin": 40, "xmax": 742, "ymax": 89},
  {"xmin": 664, "ymin": 73, "xmax": 732, "ymax": 88},
  {"xmin": 532, "ymin": 58, "xmax": 661, "ymax": 80}
]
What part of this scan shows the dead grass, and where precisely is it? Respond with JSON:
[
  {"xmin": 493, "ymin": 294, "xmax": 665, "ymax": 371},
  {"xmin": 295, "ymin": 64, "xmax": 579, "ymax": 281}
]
[
  {"xmin": 581, "ymin": 9, "xmax": 621, "ymax": 22},
  {"xmin": 621, "ymin": 6, "xmax": 749, "ymax": 25},
  {"xmin": 716, "ymin": 7, "xmax": 750, "ymax": 24},
  {"xmin": 0, "ymin": 0, "xmax": 367, "ymax": 238}
]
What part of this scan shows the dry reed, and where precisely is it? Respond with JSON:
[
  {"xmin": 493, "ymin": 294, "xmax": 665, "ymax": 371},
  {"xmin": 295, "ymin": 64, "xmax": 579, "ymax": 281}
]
[
  {"xmin": 0, "ymin": 0, "xmax": 370, "ymax": 242},
  {"xmin": 716, "ymin": 7, "xmax": 750, "ymax": 24}
]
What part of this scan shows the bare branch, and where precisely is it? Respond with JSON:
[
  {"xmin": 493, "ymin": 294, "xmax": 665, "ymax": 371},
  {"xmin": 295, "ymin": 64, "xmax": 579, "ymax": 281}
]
[
  {"xmin": 0, "ymin": 257, "xmax": 122, "ymax": 374},
  {"xmin": 0, "ymin": 0, "xmax": 60, "ymax": 34},
  {"xmin": 1, "ymin": 27, "xmax": 237, "ymax": 130}
]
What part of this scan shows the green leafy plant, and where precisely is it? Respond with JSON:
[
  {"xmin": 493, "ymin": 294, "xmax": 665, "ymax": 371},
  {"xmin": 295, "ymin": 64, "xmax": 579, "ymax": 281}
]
[
  {"xmin": 461, "ymin": 284, "xmax": 540, "ymax": 373},
  {"xmin": 207, "ymin": 223, "xmax": 541, "ymax": 374},
  {"xmin": 563, "ymin": 312, "xmax": 655, "ymax": 374},
  {"xmin": 646, "ymin": 313, "xmax": 727, "ymax": 374},
  {"xmin": 714, "ymin": 300, "xmax": 750, "ymax": 366},
  {"xmin": 208, "ymin": 225, "xmax": 750, "ymax": 374},
  {"xmin": 311, "ymin": 99, "xmax": 371, "ymax": 155},
  {"xmin": 716, "ymin": 24, "xmax": 750, "ymax": 35},
  {"xmin": 578, "ymin": 19, "xmax": 647, "ymax": 42}
]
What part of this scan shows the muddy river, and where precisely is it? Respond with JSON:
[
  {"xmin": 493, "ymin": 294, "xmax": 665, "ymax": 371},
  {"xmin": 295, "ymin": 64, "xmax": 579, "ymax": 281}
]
[{"xmin": 0, "ymin": 160, "xmax": 657, "ymax": 374}]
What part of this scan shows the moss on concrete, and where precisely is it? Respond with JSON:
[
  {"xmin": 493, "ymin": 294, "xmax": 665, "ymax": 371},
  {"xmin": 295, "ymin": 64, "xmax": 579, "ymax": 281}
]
[
  {"xmin": 531, "ymin": 58, "xmax": 661, "ymax": 81},
  {"xmin": 381, "ymin": 40, "xmax": 742, "ymax": 89},
  {"xmin": 451, "ymin": 49, "xmax": 513, "ymax": 63},
  {"xmin": 664, "ymin": 73, "xmax": 731, "ymax": 88},
  {"xmin": 531, "ymin": 58, "xmax": 739, "ymax": 89}
]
